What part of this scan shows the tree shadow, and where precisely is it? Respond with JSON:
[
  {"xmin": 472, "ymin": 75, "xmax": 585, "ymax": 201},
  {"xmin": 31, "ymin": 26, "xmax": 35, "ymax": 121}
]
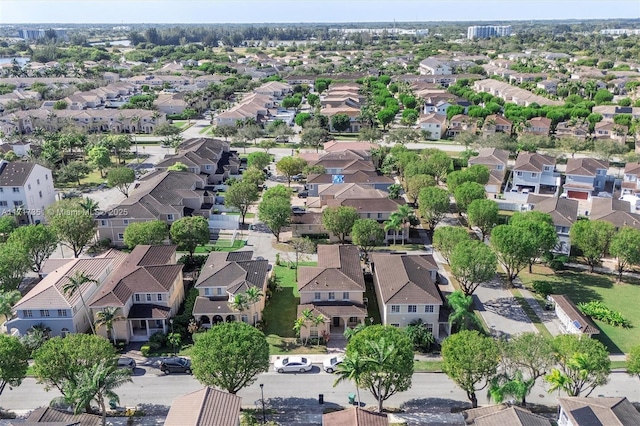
[
  {"xmin": 483, "ymin": 297, "xmax": 531, "ymax": 323},
  {"xmin": 401, "ymin": 397, "xmax": 471, "ymax": 413},
  {"xmin": 264, "ymin": 397, "xmax": 337, "ymax": 424},
  {"xmin": 134, "ymin": 403, "xmax": 170, "ymax": 417}
]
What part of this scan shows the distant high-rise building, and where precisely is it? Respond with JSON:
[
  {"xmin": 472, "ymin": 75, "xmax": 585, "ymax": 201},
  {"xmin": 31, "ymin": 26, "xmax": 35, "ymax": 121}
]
[
  {"xmin": 467, "ymin": 25, "xmax": 512, "ymax": 40},
  {"xmin": 19, "ymin": 28, "xmax": 68, "ymax": 41}
]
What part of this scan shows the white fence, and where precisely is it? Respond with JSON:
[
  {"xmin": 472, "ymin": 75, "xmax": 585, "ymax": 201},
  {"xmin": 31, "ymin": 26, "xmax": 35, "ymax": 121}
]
[{"xmin": 208, "ymin": 214, "xmax": 240, "ymax": 230}]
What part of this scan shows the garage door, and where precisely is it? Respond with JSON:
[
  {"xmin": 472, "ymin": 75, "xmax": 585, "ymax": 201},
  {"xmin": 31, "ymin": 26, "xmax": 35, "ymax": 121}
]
[{"xmin": 567, "ymin": 190, "xmax": 588, "ymax": 200}]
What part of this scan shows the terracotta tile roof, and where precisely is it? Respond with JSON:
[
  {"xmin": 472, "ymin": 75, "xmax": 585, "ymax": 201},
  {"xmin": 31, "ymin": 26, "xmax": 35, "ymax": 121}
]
[
  {"xmin": 323, "ymin": 141, "xmax": 379, "ymax": 152},
  {"xmin": 469, "ymin": 148, "xmax": 509, "ymax": 166},
  {"xmin": 127, "ymin": 303, "xmax": 171, "ymax": 319},
  {"xmin": 624, "ymin": 162, "xmax": 640, "ymax": 175},
  {"xmin": 472, "ymin": 406, "xmax": 551, "ymax": 426},
  {"xmin": 328, "ymin": 197, "xmax": 404, "ymax": 212},
  {"xmin": 550, "ymin": 295, "xmax": 600, "ymax": 335},
  {"xmin": 557, "ymin": 397, "xmax": 640, "ymax": 426},
  {"xmin": 165, "ymin": 387, "xmax": 241, "ymax": 426},
  {"xmin": 192, "ymin": 296, "xmax": 233, "ymax": 316},
  {"xmin": 323, "ymin": 407, "xmax": 389, "ymax": 426},
  {"xmin": 25, "ymin": 407, "xmax": 102, "ymax": 426},
  {"xmin": 514, "ymin": 152, "xmax": 555, "ymax": 172},
  {"xmin": 370, "ymin": 253, "xmax": 443, "ymax": 305},
  {"xmin": 298, "ymin": 302, "xmax": 368, "ymax": 319},
  {"xmin": 306, "ymin": 170, "xmax": 394, "ymax": 185},
  {"xmin": 565, "ymin": 158, "xmax": 609, "ymax": 176},
  {"xmin": 530, "ymin": 196, "xmax": 579, "ymax": 227},
  {"xmin": 298, "ymin": 245, "xmax": 365, "ymax": 292},
  {"xmin": 195, "ymin": 251, "xmax": 269, "ymax": 293}
]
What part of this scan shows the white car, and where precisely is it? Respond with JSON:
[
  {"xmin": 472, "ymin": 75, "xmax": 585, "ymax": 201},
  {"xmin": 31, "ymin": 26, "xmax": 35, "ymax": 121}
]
[
  {"xmin": 273, "ymin": 356, "xmax": 313, "ymax": 373},
  {"xmin": 323, "ymin": 356, "xmax": 343, "ymax": 373}
]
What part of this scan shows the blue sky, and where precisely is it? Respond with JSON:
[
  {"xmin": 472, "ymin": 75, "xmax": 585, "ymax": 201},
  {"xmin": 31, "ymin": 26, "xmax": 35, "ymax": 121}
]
[{"xmin": 1, "ymin": 0, "xmax": 638, "ymax": 24}]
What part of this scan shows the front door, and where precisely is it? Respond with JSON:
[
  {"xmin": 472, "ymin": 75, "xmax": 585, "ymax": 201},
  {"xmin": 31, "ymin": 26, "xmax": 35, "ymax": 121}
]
[{"xmin": 332, "ymin": 317, "xmax": 340, "ymax": 327}]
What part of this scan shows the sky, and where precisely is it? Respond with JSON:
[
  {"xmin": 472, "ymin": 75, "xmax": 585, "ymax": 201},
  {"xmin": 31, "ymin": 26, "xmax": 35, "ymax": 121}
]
[{"xmin": 1, "ymin": 0, "xmax": 639, "ymax": 25}]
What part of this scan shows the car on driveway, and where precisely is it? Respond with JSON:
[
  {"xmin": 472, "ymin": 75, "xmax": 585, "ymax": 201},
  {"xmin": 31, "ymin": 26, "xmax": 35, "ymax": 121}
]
[
  {"xmin": 322, "ymin": 356, "xmax": 343, "ymax": 373},
  {"xmin": 159, "ymin": 357, "xmax": 192, "ymax": 375},
  {"xmin": 291, "ymin": 206, "xmax": 306, "ymax": 214},
  {"xmin": 274, "ymin": 356, "xmax": 312, "ymax": 373},
  {"xmin": 297, "ymin": 191, "xmax": 308, "ymax": 198},
  {"xmin": 117, "ymin": 357, "xmax": 136, "ymax": 373}
]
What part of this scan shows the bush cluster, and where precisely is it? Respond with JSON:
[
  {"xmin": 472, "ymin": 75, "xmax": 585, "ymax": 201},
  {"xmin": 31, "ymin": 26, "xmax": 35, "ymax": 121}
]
[{"xmin": 578, "ymin": 301, "xmax": 631, "ymax": 328}]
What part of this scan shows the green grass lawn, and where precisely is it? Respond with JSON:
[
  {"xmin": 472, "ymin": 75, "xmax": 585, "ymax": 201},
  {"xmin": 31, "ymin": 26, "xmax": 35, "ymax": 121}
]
[
  {"xmin": 519, "ymin": 266, "xmax": 640, "ymax": 353},
  {"xmin": 172, "ymin": 120, "xmax": 189, "ymax": 128},
  {"xmin": 266, "ymin": 335, "xmax": 327, "ymax": 355},
  {"xmin": 373, "ymin": 243, "xmax": 425, "ymax": 252},
  {"xmin": 198, "ymin": 125, "xmax": 212, "ymax": 134},
  {"xmin": 413, "ymin": 360, "xmax": 443, "ymax": 372},
  {"xmin": 193, "ymin": 240, "xmax": 246, "ymax": 253},
  {"xmin": 263, "ymin": 262, "xmax": 316, "ymax": 340},
  {"xmin": 364, "ymin": 274, "xmax": 382, "ymax": 325}
]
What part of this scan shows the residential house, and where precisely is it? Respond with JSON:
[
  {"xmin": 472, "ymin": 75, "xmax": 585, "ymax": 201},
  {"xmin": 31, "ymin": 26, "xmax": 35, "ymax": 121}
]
[
  {"xmin": 153, "ymin": 93, "xmax": 189, "ymax": 115},
  {"xmin": 323, "ymin": 140, "xmax": 378, "ymax": 154},
  {"xmin": 512, "ymin": 152, "xmax": 560, "ymax": 194},
  {"xmin": 536, "ymin": 79, "xmax": 559, "ymax": 94},
  {"xmin": 291, "ymin": 212, "xmax": 326, "ymax": 239},
  {"xmin": 555, "ymin": 121, "xmax": 589, "ymax": 140},
  {"xmin": 5, "ymin": 250, "xmax": 128, "ymax": 337},
  {"xmin": 304, "ymin": 150, "xmax": 376, "ymax": 175},
  {"xmin": 622, "ymin": 162, "xmax": 640, "ymax": 196},
  {"xmin": 464, "ymin": 405, "xmax": 551, "ymax": 426},
  {"xmin": 557, "ymin": 397, "xmax": 640, "ymax": 426},
  {"xmin": 297, "ymin": 245, "xmax": 368, "ymax": 341},
  {"xmin": 165, "ymin": 387, "xmax": 241, "ymax": 426},
  {"xmin": 563, "ymin": 158, "xmax": 610, "ymax": 200},
  {"xmin": 323, "ymin": 407, "xmax": 389, "ymax": 426},
  {"xmin": 253, "ymin": 81, "xmax": 291, "ymax": 99},
  {"xmin": 17, "ymin": 407, "xmax": 102, "ymax": 426},
  {"xmin": 308, "ymin": 183, "xmax": 389, "ymax": 208},
  {"xmin": 155, "ymin": 137, "xmax": 240, "ymax": 185},
  {"xmin": 215, "ymin": 93, "xmax": 276, "ymax": 127},
  {"xmin": 447, "ymin": 114, "xmax": 477, "ymax": 137},
  {"xmin": 591, "ymin": 105, "xmax": 640, "ymax": 121},
  {"xmin": 370, "ymin": 253, "xmax": 447, "ymax": 339},
  {"xmin": 88, "ymin": 245, "xmax": 184, "ymax": 342},
  {"xmin": 0, "ymin": 160, "xmax": 55, "ymax": 224},
  {"xmin": 528, "ymin": 195, "xmax": 579, "ymax": 254},
  {"xmin": 473, "ymin": 79, "xmax": 563, "ymax": 107},
  {"xmin": 419, "ymin": 58, "xmax": 452, "ymax": 75},
  {"xmin": 306, "ymin": 170, "xmax": 394, "ymax": 197},
  {"xmin": 97, "ymin": 170, "xmax": 229, "ymax": 247},
  {"xmin": 482, "ymin": 114, "xmax": 513, "ymax": 136},
  {"xmin": 419, "ymin": 113, "xmax": 447, "ymax": 140},
  {"xmin": 590, "ymin": 197, "xmax": 640, "ymax": 230},
  {"xmin": 468, "ymin": 148, "xmax": 509, "ymax": 195},
  {"xmin": 192, "ymin": 251, "xmax": 269, "ymax": 327},
  {"xmin": 523, "ymin": 116, "xmax": 552, "ymax": 136},
  {"xmin": 321, "ymin": 83, "xmax": 364, "ymax": 133},
  {"xmin": 549, "ymin": 295, "xmax": 600, "ymax": 337},
  {"xmin": 595, "ymin": 121, "xmax": 628, "ymax": 143}
]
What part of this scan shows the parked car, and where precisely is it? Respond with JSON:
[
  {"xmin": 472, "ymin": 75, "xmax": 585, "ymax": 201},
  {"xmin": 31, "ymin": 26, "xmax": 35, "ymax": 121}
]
[
  {"xmin": 291, "ymin": 206, "xmax": 306, "ymax": 214},
  {"xmin": 292, "ymin": 174, "xmax": 304, "ymax": 182},
  {"xmin": 159, "ymin": 357, "xmax": 192, "ymax": 375},
  {"xmin": 323, "ymin": 356, "xmax": 343, "ymax": 373},
  {"xmin": 274, "ymin": 356, "xmax": 313, "ymax": 373},
  {"xmin": 297, "ymin": 191, "xmax": 309, "ymax": 198},
  {"xmin": 117, "ymin": 357, "xmax": 136, "ymax": 373}
]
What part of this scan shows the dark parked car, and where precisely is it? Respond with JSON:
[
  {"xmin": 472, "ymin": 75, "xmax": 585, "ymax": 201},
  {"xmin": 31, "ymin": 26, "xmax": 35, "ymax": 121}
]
[
  {"xmin": 160, "ymin": 357, "xmax": 192, "ymax": 375},
  {"xmin": 117, "ymin": 357, "xmax": 136, "ymax": 373},
  {"xmin": 292, "ymin": 206, "xmax": 306, "ymax": 214},
  {"xmin": 297, "ymin": 191, "xmax": 308, "ymax": 198}
]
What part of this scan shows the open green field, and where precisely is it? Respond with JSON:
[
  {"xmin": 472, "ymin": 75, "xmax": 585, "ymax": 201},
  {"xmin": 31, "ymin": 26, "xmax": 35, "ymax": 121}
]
[{"xmin": 520, "ymin": 266, "xmax": 640, "ymax": 353}]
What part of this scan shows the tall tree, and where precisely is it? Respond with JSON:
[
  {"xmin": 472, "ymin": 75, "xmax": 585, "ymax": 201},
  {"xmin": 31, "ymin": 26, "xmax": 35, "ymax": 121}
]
[
  {"xmin": 442, "ymin": 330, "xmax": 499, "ymax": 408},
  {"xmin": 7, "ymin": 225, "xmax": 58, "ymax": 278},
  {"xmin": 123, "ymin": 220, "xmax": 168, "ymax": 248},
  {"xmin": 0, "ymin": 334, "xmax": 29, "ymax": 398},
  {"xmin": 94, "ymin": 307, "xmax": 124, "ymax": 345},
  {"xmin": 62, "ymin": 271, "xmax": 98, "ymax": 334},
  {"xmin": 191, "ymin": 322, "xmax": 269, "ymax": 394},
  {"xmin": 346, "ymin": 325, "xmax": 414, "ymax": 412},
  {"xmin": 257, "ymin": 194, "xmax": 291, "ymax": 243},
  {"xmin": 247, "ymin": 151, "xmax": 271, "ymax": 171},
  {"xmin": 169, "ymin": 216, "xmax": 210, "ymax": 259},
  {"xmin": 545, "ymin": 334, "xmax": 610, "ymax": 397},
  {"xmin": 289, "ymin": 237, "xmax": 314, "ymax": 280},
  {"xmin": 490, "ymin": 224, "xmax": 537, "ymax": 286},
  {"xmin": 333, "ymin": 351, "xmax": 368, "ymax": 407},
  {"xmin": 432, "ymin": 226, "xmax": 470, "ymax": 265},
  {"xmin": 454, "ymin": 181, "xmax": 486, "ymax": 214},
  {"xmin": 107, "ymin": 167, "xmax": 135, "ymax": 198},
  {"xmin": 276, "ymin": 156, "xmax": 307, "ymax": 186},
  {"xmin": 447, "ymin": 291, "xmax": 481, "ymax": 332},
  {"xmin": 510, "ymin": 211, "xmax": 558, "ymax": 272},
  {"xmin": 322, "ymin": 206, "xmax": 359, "ymax": 243},
  {"xmin": 627, "ymin": 345, "xmax": 640, "ymax": 380},
  {"xmin": 450, "ymin": 240, "xmax": 497, "ymax": 296},
  {"xmin": 466, "ymin": 199, "xmax": 499, "ymax": 241},
  {"xmin": 87, "ymin": 146, "xmax": 112, "ymax": 178},
  {"xmin": 570, "ymin": 220, "xmax": 616, "ymax": 272},
  {"xmin": 0, "ymin": 216, "xmax": 17, "ymax": 242},
  {"xmin": 331, "ymin": 113, "xmax": 352, "ymax": 132},
  {"xmin": 351, "ymin": 219, "xmax": 385, "ymax": 263},
  {"xmin": 224, "ymin": 181, "xmax": 260, "ymax": 225},
  {"xmin": 0, "ymin": 241, "xmax": 30, "ymax": 291},
  {"xmin": 609, "ymin": 226, "xmax": 640, "ymax": 281},
  {"xmin": 46, "ymin": 199, "xmax": 96, "ymax": 258},
  {"xmin": 418, "ymin": 186, "xmax": 451, "ymax": 234},
  {"xmin": 244, "ymin": 287, "xmax": 263, "ymax": 326},
  {"xmin": 405, "ymin": 174, "xmax": 436, "ymax": 203}
]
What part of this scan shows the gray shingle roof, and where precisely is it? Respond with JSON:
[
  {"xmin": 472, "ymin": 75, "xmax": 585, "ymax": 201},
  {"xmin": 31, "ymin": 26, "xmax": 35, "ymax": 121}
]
[
  {"xmin": 558, "ymin": 397, "xmax": 640, "ymax": 426},
  {"xmin": 0, "ymin": 161, "xmax": 36, "ymax": 186}
]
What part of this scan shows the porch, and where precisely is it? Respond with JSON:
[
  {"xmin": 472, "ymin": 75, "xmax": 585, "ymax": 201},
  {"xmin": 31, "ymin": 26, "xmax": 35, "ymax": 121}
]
[{"xmin": 127, "ymin": 304, "xmax": 172, "ymax": 342}]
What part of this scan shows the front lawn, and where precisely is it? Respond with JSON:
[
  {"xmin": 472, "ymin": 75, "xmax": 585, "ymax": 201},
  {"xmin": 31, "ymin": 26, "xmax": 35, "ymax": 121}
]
[
  {"xmin": 193, "ymin": 240, "xmax": 246, "ymax": 253},
  {"xmin": 266, "ymin": 335, "xmax": 327, "ymax": 355},
  {"xmin": 262, "ymin": 262, "xmax": 316, "ymax": 339},
  {"xmin": 414, "ymin": 360, "xmax": 443, "ymax": 372},
  {"xmin": 520, "ymin": 266, "xmax": 640, "ymax": 353}
]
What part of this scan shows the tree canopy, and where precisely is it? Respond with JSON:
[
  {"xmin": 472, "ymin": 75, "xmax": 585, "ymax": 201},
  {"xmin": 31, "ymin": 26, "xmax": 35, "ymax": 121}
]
[
  {"xmin": 351, "ymin": 218, "xmax": 385, "ymax": 262},
  {"xmin": 490, "ymin": 224, "xmax": 538, "ymax": 286},
  {"xmin": 123, "ymin": 220, "xmax": 168, "ymax": 248},
  {"xmin": 107, "ymin": 167, "xmax": 135, "ymax": 198},
  {"xmin": 570, "ymin": 220, "xmax": 616, "ymax": 272},
  {"xmin": 0, "ymin": 334, "xmax": 29, "ymax": 397},
  {"xmin": 450, "ymin": 239, "xmax": 497, "ymax": 296},
  {"xmin": 169, "ymin": 216, "xmax": 209, "ymax": 258},
  {"xmin": 432, "ymin": 226, "xmax": 470, "ymax": 265},
  {"xmin": 225, "ymin": 180, "xmax": 260, "ymax": 225},
  {"xmin": 417, "ymin": 186, "xmax": 451, "ymax": 232},
  {"xmin": 322, "ymin": 206, "xmax": 359, "ymax": 243},
  {"xmin": 7, "ymin": 224, "xmax": 58, "ymax": 277},
  {"xmin": 45, "ymin": 199, "xmax": 96, "ymax": 258},
  {"xmin": 258, "ymin": 192, "xmax": 291, "ymax": 242}
]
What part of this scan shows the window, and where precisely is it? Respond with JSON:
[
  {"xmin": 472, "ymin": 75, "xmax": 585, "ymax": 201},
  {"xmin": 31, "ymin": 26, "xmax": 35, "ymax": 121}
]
[
  {"xmin": 342, "ymin": 292, "xmax": 349, "ymax": 300},
  {"xmin": 134, "ymin": 294, "xmax": 141, "ymax": 302},
  {"xmin": 157, "ymin": 294, "xmax": 163, "ymax": 301},
  {"xmin": 24, "ymin": 310, "xmax": 33, "ymax": 318},
  {"xmin": 217, "ymin": 287, "xmax": 223, "ymax": 296},
  {"xmin": 0, "ymin": 188, "xmax": 3, "ymax": 193},
  {"xmin": 205, "ymin": 165, "xmax": 211, "ymax": 170},
  {"xmin": 100, "ymin": 220, "xmax": 107, "ymax": 226},
  {"xmin": 425, "ymin": 323, "xmax": 434, "ymax": 333},
  {"xmin": 391, "ymin": 305, "xmax": 400, "ymax": 313},
  {"xmin": 204, "ymin": 288, "xmax": 212, "ymax": 296},
  {"xmin": 12, "ymin": 187, "xmax": 19, "ymax": 193},
  {"xmin": 13, "ymin": 201, "xmax": 22, "ymax": 207},
  {"xmin": 57, "ymin": 309, "xmax": 68, "ymax": 317},
  {"xmin": 391, "ymin": 323, "xmax": 399, "ymax": 327},
  {"xmin": 425, "ymin": 305, "xmax": 434, "ymax": 313},
  {"xmin": 123, "ymin": 219, "xmax": 129, "ymax": 225},
  {"xmin": 61, "ymin": 328, "xmax": 70, "ymax": 338},
  {"xmin": 241, "ymin": 314, "xmax": 248, "ymax": 323},
  {"xmin": 348, "ymin": 317, "xmax": 358, "ymax": 323},
  {"xmin": 40, "ymin": 309, "xmax": 50, "ymax": 317},
  {"xmin": 544, "ymin": 166, "xmax": 552, "ymax": 172},
  {"xmin": 39, "ymin": 191, "xmax": 42, "ymax": 198},
  {"xmin": 45, "ymin": 174, "xmax": 48, "ymax": 180},
  {"xmin": 531, "ymin": 172, "xmax": 538, "ymax": 178},
  {"xmin": 146, "ymin": 294, "xmax": 152, "ymax": 302},
  {"xmin": 27, "ymin": 184, "xmax": 31, "ymax": 190},
  {"xmin": 117, "ymin": 233, "xmax": 124, "ymax": 241},
  {"xmin": 377, "ymin": 213, "xmax": 383, "ymax": 219},
  {"xmin": 37, "ymin": 179, "xmax": 40, "ymax": 185},
  {"xmin": 408, "ymin": 305, "xmax": 417, "ymax": 313},
  {"xmin": 0, "ymin": 201, "xmax": 6, "ymax": 207},
  {"xmin": 328, "ymin": 292, "xmax": 335, "ymax": 301},
  {"xmin": 310, "ymin": 327, "xmax": 319, "ymax": 338},
  {"xmin": 516, "ymin": 171, "xmax": 522, "ymax": 177},
  {"xmin": 314, "ymin": 292, "xmax": 321, "ymax": 301},
  {"xmin": 167, "ymin": 214, "xmax": 174, "ymax": 221}
]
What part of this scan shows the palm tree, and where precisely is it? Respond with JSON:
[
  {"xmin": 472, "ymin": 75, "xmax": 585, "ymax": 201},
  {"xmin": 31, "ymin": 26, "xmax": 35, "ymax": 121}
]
[
  {"xmin": 60, "ymin": 360, "xmax": 132, "ymax": 426},
  {"xmin": 94, "ymin": 307, "xmax": 123, "ymax": 344},
  {"xmin": 447, "ymin": 291, "xmax": 481, "ymax": 333},
  {"xmin": 390, "ymin": 205, "xmax": 415, "ymax": 245},
  {"xmin": 363, "ymin": 338, "xmax": 396, "ymax": 412},
  {"xmin": 298, "ymin": 308, "xmax": 314, "ymax": 346},
  {"xmin": 488, "ymin": 371, "xmax": 535, "ymax": 407},
  {"xmin": 312, "ymin": 314, "xmax": 326, "ymax": 347},
  {"xmin": 79, "ymin": 198, "xmax": 100, "ymax": 216},
  {"xmin": 333, "ymin": 351, "xmax": 367, "ymax": 407},
  {"xmin": 545, "ymin": 368, "xmax": 571, "ymax": 396},
  {"xmin": 384, "ymin": 216, "xmax": 401, "ymax": 246},
  {"xmin": 62, "ymin": 271, "xmax": 99, "ymax": 334},
  {"xmin": 244, "ymin": 287, "xmax": 263, "ymax": 326},
  {"xmin": 231, "ymin": 294, "xmax": 249, "ymax": 321}
]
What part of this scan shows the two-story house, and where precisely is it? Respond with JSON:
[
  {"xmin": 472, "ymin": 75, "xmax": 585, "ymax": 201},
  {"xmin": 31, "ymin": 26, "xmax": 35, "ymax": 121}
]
[
  {"xmin": 523, "ymin": 116, "xmax": 552, "ymax": 136},
  {"xmin": 370, "ymin": 253, "xmax": 447, "ymax": 339},
  {"xmin": 446, "ymin": 114, "xmax": 477, "ymax": 138},
  {"xmin": 590, "ymin": 197, "xmax": 640, "ymax": 230},
  {"xmin": 97, "ymin": 170, "xmax": 220, "ymax": 247},
  {"xmin": 419, "ymin": 58, "xmax": 452, "ymax": 75},
  {"xmin": 622, "ymin": 162, "xmax": 640, "ymax": 199},
  {"xmin": 556, "ymin": 397, "xmax": 640, "ymax": 426},
  {"xmin": 155, "ymin": 137, "xmax": 240, "ymax": 185},
  {"xmin": 528, "ymin": 195, "xmax": 578, "ymax": 254},
  {"xmin": 0, "ymin": 160, "xmax": 55, "ymax": 224},
  {"xmin": 482, "ymin": 114, "xmax": 513, "ymax": 137},
  {"xmin": 5, "ymin": 250, "xmax": 128, "ymax": 337},
  {"xmin": 563, "ymin": 158, "xmax": 610, "ymax": 200},
  {"xmin": 468, "ymin": 148, "xmax": 509, "ymax": 195},
  {"xmin": 418, "ymin": 113, "xmax": 447, "ymax": 140},
  {"xmin": 512, "ymin": 152, "xmax": 560, "ymax": 194},
  {"xmin": 305, "ymin": 170, "xmax": 394, "ymax": 197},
  {"xmin": 192, "ymin": 251, "xmax": 269, "ymax": 327},
  {"xmin": 297, "ymin": 245, "xmax": 368, "ymax": 341},
  {"xmin": 165, "ymin": 387, "xmax": 242, "ymax": 426},
  {"xmin": 595, "ymin": 121, "xmax": 628, "ymax": 143},
  {"xmin": 88, "ymin": 245, "xmax": 184, "ymax": 342}
]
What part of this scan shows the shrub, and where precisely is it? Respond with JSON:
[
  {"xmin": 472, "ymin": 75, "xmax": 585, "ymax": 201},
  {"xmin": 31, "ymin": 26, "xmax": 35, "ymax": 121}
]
[
  {"xmin": 548, "ymin": 255, "xmax": 569, "ymax": 271},
  {"xmin": 532, "ymin": 280, "xmax": 554, "ymax": 298},
  {"xmin": 405, "ymin": 320, "xmax": 436, "ymax": 353},
  {"xmin": 578, "ymin": 301, "xmax": 631, "ymax": 328},
  {"xmin": 140, "ymin": 345, "xmax": 151, "ymax": 357},
  {"xmin": 148, "ymin": 331, "xmax": 166, "ymax": 350}
]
